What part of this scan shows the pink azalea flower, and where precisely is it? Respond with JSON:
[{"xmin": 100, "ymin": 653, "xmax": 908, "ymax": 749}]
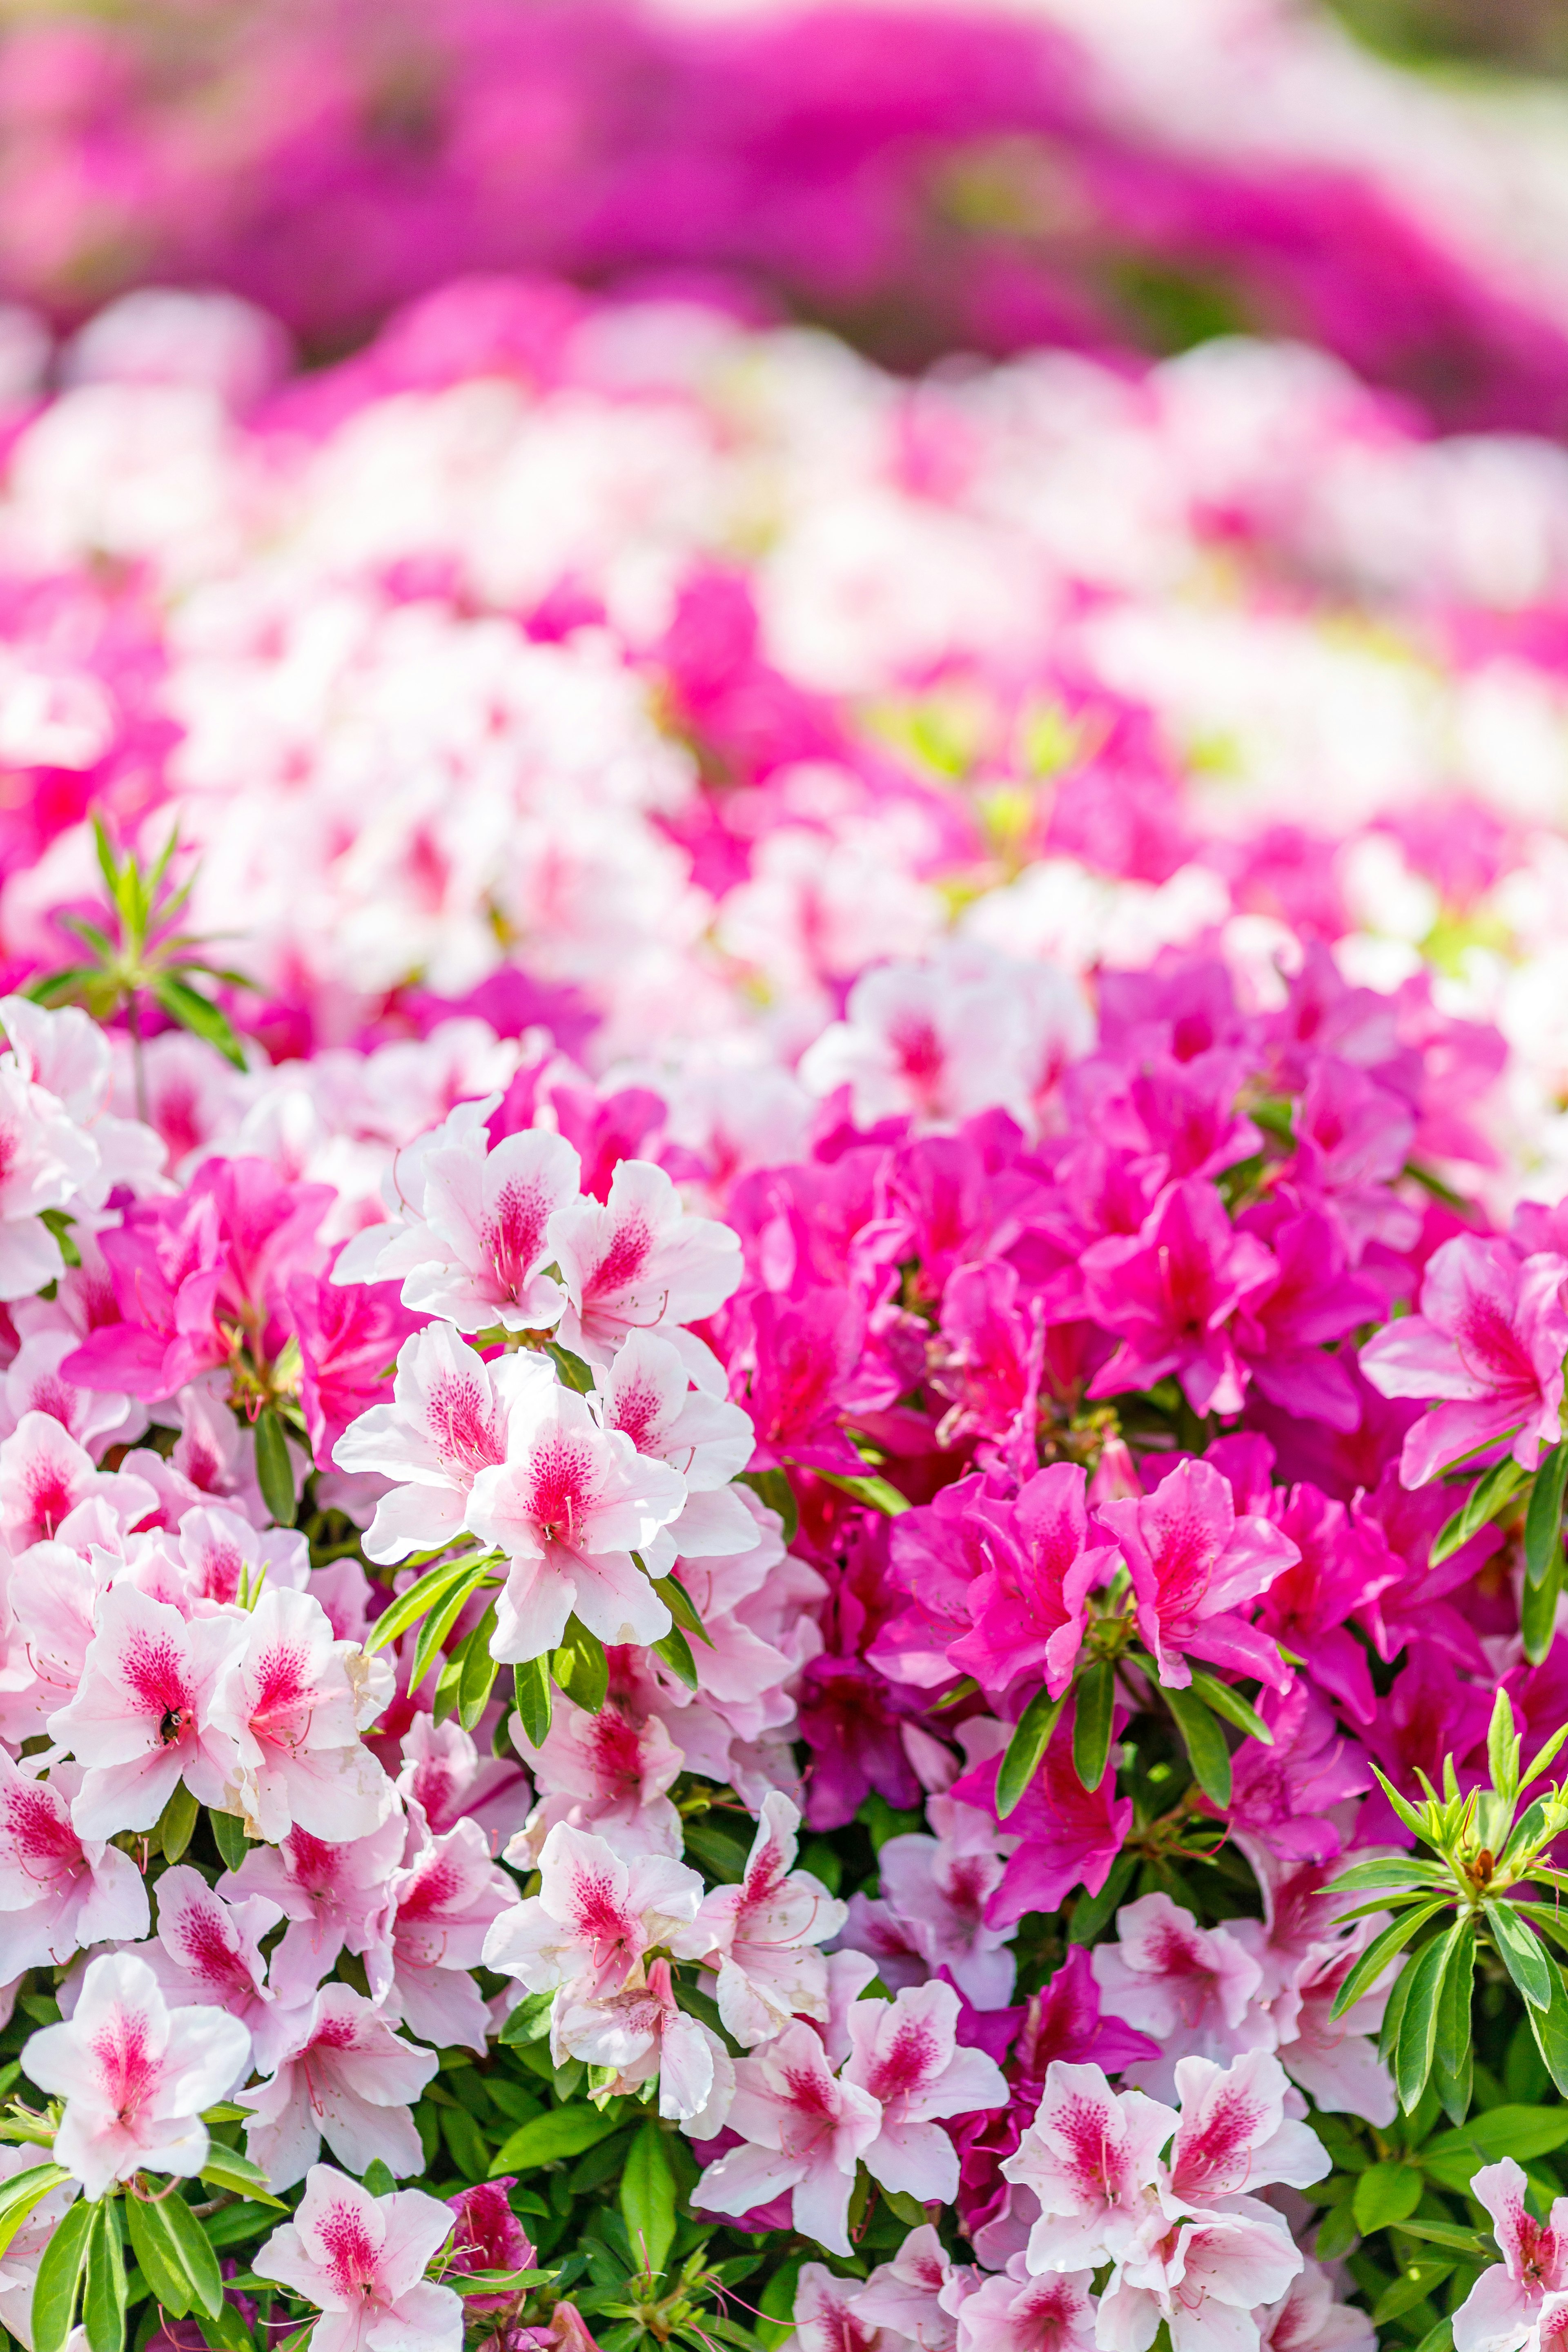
[
  {"xmin": 23, "ymin": 1950, "xmax": 252, "ymax": 2198},
  {"xmin": 946, "ymin": 1465, "xmax": 1113, "ymax": 1705},
  {"xmin": 142, "ymin": 1860, "xmax": 305, "ymax": 2076},
  {"xmin": 0, "ymin": 1060, "xmax": 102, "ymax": 1301},
  {"xmin": 1002, "ymin": 2061, "xmax": 1176, "ymax": 2271},
  {"xmin": 224, "ymin": 1815, "xmax": 408, "ymax": 1997},
  {"xmin": 1258, "ymin": 2259, "xmax": 1374, "ymax": 2352},
  {"xmin": 333, "ymin": 1323, "xmax": 515, "ymax": 1561},
  {"xmin": 854, "ymin": 2223, "xmax": 969, "ymax": 2352},
  {"xmin": 207, "ymin": 1585, "xmax": 394, "ymax": 1842},
  {"xmin": 0, "ymin": 2140, "xmax": 79, "ymax": 2341},
  {"xmin": 550, "ymin": 1955, "xmax": 731, "ymax": 2125},
  {"xmin": 675, "ymin": 1792, "xmax": 845, "ymax": 2046},
  {"xmin": 1454, "ymin": 2161, "xmax": 1568, "ymax": 2352},
  {"xmin": 1082, "ymin": 1178, "xmax": 1277, "ymax": 1419},
  {"xmin": 49, "ymin": 1581, "xmax": 246, "ymax": 1838},
  {"xmin": 692, "ymin": 2019, "xmax": 882, "ymax": 2258},
  {"xmin": 840, "ymin": 1807, "xmax": 1016, "ymax": 2009},
  {"xmin": 0, "ymin": 1410, "xmax": 155, "ymax": 1553},
  {"xmin": 954, "ymin": 2260, "xmax": 1098, "ymax": 2352},
  {"xmin": 1091, "ymin": 1894, "xmax": 1272, "ymax": 2101},
  {"xmin": 1097, "ymin": 1458, "xmax": 1300, "ymax": 1694},
  {"xmin": 841, "ymin": 1981, "xmax": 1008, "ymax": 2204},
  {"xmin": 287, "ymin": 1269, "xmax": 421, "ymax": 1467},
  {"xmin": 237, "ymin": 1984, "xmax": 439, "ymax": 2192},
  {"xmin": 1360, "ymin": 1235, "xmax": 1568, "ymax": 1487},
  {"xmin": 366, "ymin": 1804, "xmax": 514, "ymax": 2052},
  {"xmin": 1267, "ymin": 1936, "xmax": 1398, "ymax": 2126},
  {"xmin": 548, "ymin": 1158, "xmax": 741, "ymax": 1357},
  {"xmin": 483, "ymin": 1821, "xmax": 703, "ymax": 2001},
  {"xmin": 254, "ymin": 2165, "xmax": 461, "ymax": 2352},
  {"xmin": 0, "ymin": 1750, "xmax": 148, "ymax": 1970},
  {"xmin": 510, "ymin": 1694, "xmax": 684, "ymax": 1862},
  {"xmin": 788, "ymin": 2261, "xmax": 894, "ymax": 2352},
  {"xmin": 396, "ymin": 1714, "xmax": 531, "ymax": 1851},
  {"xmin": 464, "ymin": 1358, "xmax": 687, "ymax": 1660},
  {"xmin": 1160, "ymin": 2052, "xmax": 1328, "ymax": 2212},
  {"xmin": 0, "ymin": 1326, "xmax": 145, "ymax": 1454},
  {"xmin": 445, "ymin": 2177, "xmax": 535, "ymax": 2312},
  {"xmin": 953, "ymin": 1717, "xmax": 1131, "ymax": 1930},
  {"xmin": 1098, "ymin": 2209, "xmax": 1302, "ymax": 2352},
  {"xmin": 336, "ymin": 1119, "xmax": 580, "ymax": 1336},
  {"xmin": 592, "ymin": 1327, "xmax": 759, "ymax": 1566}
]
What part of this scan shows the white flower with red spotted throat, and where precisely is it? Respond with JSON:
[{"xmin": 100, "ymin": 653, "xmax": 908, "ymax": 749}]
[
  {"xmin": 254, "ymin": 2164, "xmax": 462, "ymax": 2352},
  {"xmin": 207, "ymin": 1584, "xmax": 394, "ymax": 1842}
]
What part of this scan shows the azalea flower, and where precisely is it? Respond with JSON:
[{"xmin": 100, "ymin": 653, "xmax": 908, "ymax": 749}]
[
  {"xmin": 143, "ymin": 1861, "xmax": 306, "ymax": 2076},
  {"xmin": 1002, "ymin": 2061, "xmax": 1176, "ymax": 2271},
  {"xmin": 49, "ymin": 1581, "xmax": 246, "ymax": 1837},
  {"xmin": 22, "ymin": 1950, "xmax": 252, "ymax": 2198},
  {"xmin": 548, "ymin": 1158, "xmax": 742, "ymax": 1356},
  {"xmin": 207, "ymin": 1584, "xmax": 394, "ymax": 1841},
  {"xmin": 367, "ymin": 1804, "xmax": 514, "ymax": 2051},
  {"xmin": 483, "ymin": 1821, "xmax": 704, "ymax": 2000},
  {"xmin": 840, "ymin": 1980, "xmax": 1009, "ymax": 2203},
  {"xmin": 1454, "ymin": 2161, "xmax": 1568, "ymax": 2352},
  {"xmin": 237, "ymin": 1984, "xmax": 439, "ymax": 2191},
  {"xmin": 0, "ymin": 1750, "xmax": 148, "ymax": 1971},
  {"xmin": 1091, "ymin": 1895, "xmax": 1273, "ymax": 2100},
  {"xmin": 1096, "ymin": 1459, "xmax": 1299, "ymax": 1695},
  {"xmin": 674, "ymin": 1791, "xmax": 845, "ymax": 2045},
  {"xmin": 691, "ymin": 2020, "xmax": 882, "ymax": 2258},
  {"xmin": 254, "ymin": 2165, "xmax": 462, "ymax": 2352}
]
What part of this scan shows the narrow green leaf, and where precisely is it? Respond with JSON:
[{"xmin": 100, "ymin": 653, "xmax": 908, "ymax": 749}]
[
  {"xmin": 736, "ymin": 1468, "xmax": 797, "ymax": 1543},
  {"xmin": 197, "ymin": 2147, "xmax": 282, "ymax": 2207},
  {"xmin": 25, "ymin": 967, "xmax": 102, "ymax": 1008},
  {"xmin": 544, "ymin": 1343, "xmax": 597, "ymax": 1395},
  {"xmin": 1432, "ymin": 1913, "xmax": 1476, "ymax": 2126},
  {"xmin": 253, "ymin": 1411, "xmax": 295, "ymax": 1528},
  {"xmin": 1327, "ymin": 1859, "xmax": 1446, "ymax": 1895},
  {"xmin": 1524, "ymin": 1721, "xmax": 1568, "ymax": 1793},
  {"xmin": 1523, "ymin": 1549, "xmax": 1563, "ymax": 1669},
  {"xmin": 811, "ymin": 1469, "xmax": 911, "ymax": 1516},
  {"xmin": 1392, "ymin": 2220, "xmax": 1493, "ymax": 2254},
  {"xmin": 156, "ymin": 1779, "xmax": 200, "ymax": 1865},
  {"xmin": 997, "ymin": 1686, "xmax": 1066, "ymax": 1820},
  {"xmin": 499, "ymin": 1991, "xmax": 555, "ymax": 2047},
  {"xmin": 159, "ymin": 2188, "xmax": 225, "ymax": 2321},
  {"xmin": 1184, "ymin": 1669, "xmax": 1272, "ymax": 1746},
  {"xmin": 1372, "ymin": 2259, "xmax": 1456, "ymax": 2328},
  {"xmin": 1068, "ymin": 1850, "xmax": 1137, "ymax": 1945},
  {"xmin": 33, "ymin": 2194, "xmax": 94, "ymax": 2352},
  {"xmin": 550, "ymin": 1617, "xmax": 609, "ymax": 1715},
  {"xmin": 1526, "ymin": 1445, "xmax": 1568, "ymax": 1586},
  {"xmin": 1397, "ymin": 1924, "xmax": 1467, "ymax": 2113},
  {"xmin": 662, "ymin": 1575, "xmax": 713, "ymax": 1650},
  {"xmin": 456, "ymin": 1602, "xmax": 501, "ymax": 1732},
  {"xmin": 366, "ymin": 1550, "xmax": 488, "ymax": 1653},
  {"xmin": 209, "ymin": 1811, "xmax": 249, "ymax": 1874},
  {"xmin": 1528, "ymin": 1952, "xmax": 1568, "ymax": 2100},
  {"xmin": 0, "ymin": 2165, "xmax": 70, "ymax": 2262},
  {"xmin": 125, "ymin": 2193, "xmax": 195, "ymax": 2321},
  {"xmin": 149, "ymin": 973, "xmax": 247, "ymax": 1072},
  {"xmin": 1431, "ymin": 1457, "xmax": 1527, "ymax": 1566},
  {"xmin": 512, "ymin": 1656, "xmax": 553, "ymax": 1750},
  {"xmin": 409, "ymin": 1559, "xmax": 493, "ymax": 1694},
  {"xmin": 1368, "ymin": 1762, "xmax": 1434, "ymax": 1845},
  {"xmin": 1072, "ymin": 1662, "xmax": 1114, "ymax": 1793},
  {"xmin": 489, "ymin": 2105, "xmax": 624, "ymax": 2174},
  {"xmin": 653, "ymin": 1625, "xmax": 699, "ymax": 1690},
  {"xmin": 1332, "ymin": 1902, "xmax": 1450, "ymax": 2023},
  {"xmin": 1165, "ymin": 1685, "xmax": 1232, "ymax": 1808},
  {"xmin": 1487, "ymin": 1900, "xmax": 1552, "ymax": 2010},
  {"xmin": 619, "ymin": 2122, "xmax": 677, "ymax": 2279}
]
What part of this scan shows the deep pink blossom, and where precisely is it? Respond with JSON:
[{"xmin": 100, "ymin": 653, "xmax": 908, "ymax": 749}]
[
  {"xmin": 1097, "ymin": 1457, "xmax": 1299, "ymax": 1693},
  {"xmin": 1083, "ymin": 1179, "xmax": 1277, "ymax": 1418}
]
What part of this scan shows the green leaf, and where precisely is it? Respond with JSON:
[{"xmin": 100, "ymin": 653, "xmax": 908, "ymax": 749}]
[
  {"xmin": 0, "ymin": 2165, "xmax": 70, "ymax": 2262},
  {"xmin": 82, "ymin": 2193, "xmax": 126, "ymax": 2352},
  {"xmin": 33, "ymin": 2195, "xmax": 95, "ymax": 2352},
  {"xmin": 253, "ymin": 1411, "xmax": 296, "ymax": 1528},
  {"xmin": 367, "ymin": 1551, "xmax": 490, "ymax": 1655},
  {"xmin": 1164, "ymin": 1685, "xmax": 1232, "ymax": 1808},
  {"xmin": 1523, "ymin": 1548, "xmax": 1563, "ymax": 1669},
  {"xmin": 125, "ymin": 2193, "xmax": 196, "ymax": 2321},
  {"xmin": 662, "ymin": 1575, "xmax": 713, "ymax": 1650},
  {"xmin": 811, "ymin": 1469, "xmax": 911, "ymax": 1516},
  {"xmin": 1352, "ymin": 2161, "xmax": 1423, "ymax": 2234},
  {"xmin": 550, "ymin": 1617, "xmax": 609, "ymax": 1715},
  {"xmin": 1072, "ymin": 1662, "xmax": 1114, "ymax": 1793},
  {"xmin": 1486, "ymin": 1900, "xmax": 1552, "ymax": 2010},
  {"xmin": 736, "ymin": 1469, "xmax": 797, "ymax": 1544},
  {"xmin": 157, "ymin": 2189, "xmax": 224, "ymax": 2321},
  {"xmin": 149, "ymin": 973, "xmax": 247, "ymax": 1073},
  {"xmin": 619, "ymin": 2122, "xmax": 677, "ymax": 2279},
  {"xmin": 996, "ymin": 1686, "xmax": 1066, "ymax": 1820},
  {"xmin": 198, "ymin": 2146, "xmax": 282, "ymax": 2207},
  {"xmin": 155, "ymin": 1779, "xmax": 200, "ymax": 1865},
  {"xmin": 757, "ymin": 2256, "xmax": 804, "ymax": 2352},
  {"xmin": 1330, "ymin": 1901, "xmax": 1450, "ymax": 2022},
  {"xmin": 1068, "ymin": 1851, "xmax": 1137, "ymax": 1946},
  {"xmin": 1396, "ymin": 1922, "xmax": 1464, "ymax": 2112},
  {"xmin": 410, "ymin": 1559, "xmax": 493, "ymax": 1695},
  {"xmin": 1328, "ymin": 1859, "xmax": 1446, "ymax": 1895},
  {"xmin": 513, "ymin": 1656, "xmax": 553, "ymax": 1750},
  {"xmin": 544, "ymin": 1343, "xmax": 597, "ymax": 1395},
  {"xmin": 1372, "ymin": 2259, "xmax": 1456, "ymax": 2327},
  {"xmin": 1528, "ymin": 1949, "xmax": 1568, "ymax": 2098},
  {"xmin": 499, "ymin": 1991, "xmax": 555, "ymax": 2047},
  {"xmin": 1409, "ymin": 2321, "xmax": 1454, "ymax": 2352},
  {"xmin": 1183, "ymin": 1669, "xmax": 1272, "ymax": 1746},
  {"xmin": 489, "ymin": 2105, "xmax": 625, "ymax": 2174},
  {"xmin": 1392, "ymin": 2220, "xmax": 1493, "ymax": 2254},
  {"xmin": 1431, "ymin": 1456, "xmax": 1528, "ymax": 1566},
  {"xmin": 1419, "ymin": 2103, "xmax": 1568, "ymax": 2192},
  {"xmin": 1432, "ymin": 1913, "xmax": 1476, "ymax": 2126},
  {"xmin": 456, "ymin": 1601, "xmax": 501, "ymax": 1731},
  {"xmin": 209, "ymin": 1811, "xmax": 249, "ymax": 1874},
  {"xmin": 653, "ymin": 1624, "xmax": 699, "ymax": 1691},
  {"xmin": 1526, "ymin": 1444, "xmax": 1568, "ymax": 1586},
  {"xmin": 1368, "ymin": 1762, "xmax": 1437, "ymax": 1845}
]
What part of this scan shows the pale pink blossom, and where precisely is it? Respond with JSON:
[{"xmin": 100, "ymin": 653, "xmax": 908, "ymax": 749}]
[
  {"xmin": 548, "ymin": 1158, "xmax": 742, "ymax": 1356},
  {"xmin": 1258, "ymin": 2261, "xmax": 1375, "ymax": 2352},
  {"xmin": 482, "ymin": 1821, "xmax": 703, "ymax": 2000},
  {"xmin": 1091, "ymin": 1895, "xmax": 1273, "ymax": 2099},
  {"xmin": 0, "ymin": 1751, "xmax": 148, "ymax": 1972},
  {"xmin": 954, "ymin": 2259, "xmax": 1098, "ymax": 2352},
  {"xmin": 237, "ymin": 1984, "xmax": 439, "ymax": 2192},
  {"xmin": 207, "ymin": 1586, "xmax": 394, "ymax": 1841},
  {"xmin": 1266, "ymin": 1934, "xmax": 1399, "ymax": 2126},
  {"xmin": 592, "ymin": 1328, "xmax": 758, "ymax": 1566},
  {"xmin": 0, "ymin": 1062, "xmax": 102, "ymax": 1301},
  {"xmin": 465, "ymin": 1361, "xmax": 686, "ymax": 1660},
  {"xmin": 787, "ymin": 2262, "xmax": 892, "ymax": 2352},
  {"xmin": 509, "ymin": 1694, "xmax": 684, "ymax": 1862},
  {"xmin": 49, "ymin": 1581, "xmax": 245, "ymax": 1838},
  {"xmin": 396, "ymin": 1713, "xmax": 531, "ymax": 1852},
  {"xmin": 223, "ymin": 1817, "xmax": 408, "ymax": 1998},
  {"xmin": 367, "ymin": 1804, "xmax": 514, "ymax": 2052},
  {"xmin": 334, "ymin": 1323, "xmax": 517, "ymax": 1563},
  {"xmin": 254, "ymin": 2165, "xmax": 461, "ymax": 2352},
  {"xmin": 550, "ymin": 1954, "xmax": 733, "ymax": 2125},
  {"xmin": 0, "ymin": 1413, "xmax": 155, "ymax": 1555},
  {"xmin": 692, "ymin": 2019, "xmax": 882, "ymax": 2258},
  {"xmin": 674, "ymin": 1792, "xmax": 845, "ymax": 2046},
  {"xmin": 23, "ymin": 1950, "xmax": 251, "ymax": 2198},
  {"xmin": 1160, "ymin": 2053, "xmax": 1328, "ymax": 2214},
  {"xmin": 855, "ymin": 2225, "xmax": 971, "ymax": 2352},
  {"xmin": 0, "ymin": 1328, "xmax": 145, "ymax": 1454},
  {"xmin": 840, "ymin": 1809, "xmax": 1016, "ymax": 2009},
  {"xmin": 142, "ymin": 1861, "xmax": 305, "ymax": 2077},
  {"xmin": 169, "ymin": 1506, "xmax": 310, "ymax": 1609},
  {"xmin": 1097, "ymin": 2209, "xmax": 1302, "ymax": 2352},
  {"xmin": 1454, "ymin": 2161, "xmax": 1568, "ymax": 2352},
  {"xmin": 842, "ymin": 1980, "xmax": 1009, "ymax": 2203},
  {"xmin": 1002, "ymin": 2061, "xmax": 1176, "ymax": 2271}
]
